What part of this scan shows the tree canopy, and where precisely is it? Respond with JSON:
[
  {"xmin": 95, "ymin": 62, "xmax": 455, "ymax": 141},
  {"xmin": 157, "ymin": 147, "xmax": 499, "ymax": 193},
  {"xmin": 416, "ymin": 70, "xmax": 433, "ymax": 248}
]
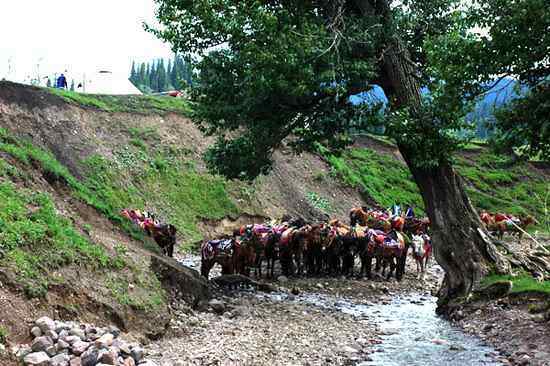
[{"xmin": 150, "ymin": 0, "xmax": 548, "ymax": 176}]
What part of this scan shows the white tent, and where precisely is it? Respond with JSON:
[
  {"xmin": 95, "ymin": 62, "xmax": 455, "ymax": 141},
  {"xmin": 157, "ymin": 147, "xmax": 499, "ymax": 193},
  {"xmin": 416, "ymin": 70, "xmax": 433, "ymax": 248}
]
[{"xmin": 79, "ymin": 70, "xmax": 142, "ymax": 95}]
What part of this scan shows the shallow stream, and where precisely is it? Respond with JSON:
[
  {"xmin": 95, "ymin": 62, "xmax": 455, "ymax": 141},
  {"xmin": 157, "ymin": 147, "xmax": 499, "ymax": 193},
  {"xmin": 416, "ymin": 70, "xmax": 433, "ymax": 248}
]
[{"xmin": 260, "ymin": 292, "xmax": 502, "ymax": 366}]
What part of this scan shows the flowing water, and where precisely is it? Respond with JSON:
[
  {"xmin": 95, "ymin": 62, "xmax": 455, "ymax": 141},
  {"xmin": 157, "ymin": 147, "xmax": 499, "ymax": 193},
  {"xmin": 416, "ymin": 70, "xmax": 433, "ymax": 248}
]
[{"xmin": 259, "ymin": 292, "xmax": 502, "ymax": 366}]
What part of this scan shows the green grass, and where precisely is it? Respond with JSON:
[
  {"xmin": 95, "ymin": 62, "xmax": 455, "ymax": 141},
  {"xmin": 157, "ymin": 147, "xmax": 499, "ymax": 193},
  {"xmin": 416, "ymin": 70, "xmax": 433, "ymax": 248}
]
[
  {"xmin": 318, "ymin": 144, "xmax": 425, "ymax": 214},
  {"xmin": 0, "ymin": 181, "xmax": 117, "ymax": 298},
  {"xmin": 481, "ymin": 274, "xmax": 550, "ymax": 295},
  {"xmin": 0, "ymin": 326, "xmax": 7, "ymax": 344},
  {"xmin": 307, "ymin": 191, "xmax": 332, "ymax": 213},
  {"xmin": 48, "ymin": 88, "xmax": 191, "ymax": 115}
]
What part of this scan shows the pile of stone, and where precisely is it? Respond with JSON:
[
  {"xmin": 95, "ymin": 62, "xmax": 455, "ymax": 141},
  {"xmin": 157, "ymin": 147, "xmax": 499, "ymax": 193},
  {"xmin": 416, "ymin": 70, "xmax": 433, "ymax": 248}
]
[{"xmin": 13, "ymin": 317, "xmax": 158, "ymax": 366}]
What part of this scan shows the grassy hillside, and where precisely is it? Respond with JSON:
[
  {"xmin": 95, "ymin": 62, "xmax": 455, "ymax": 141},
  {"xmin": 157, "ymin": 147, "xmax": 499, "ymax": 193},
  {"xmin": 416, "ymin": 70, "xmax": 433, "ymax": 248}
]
[{"xmin": 318, "ymin": 140, "xmax": 549, "ymax": 232}]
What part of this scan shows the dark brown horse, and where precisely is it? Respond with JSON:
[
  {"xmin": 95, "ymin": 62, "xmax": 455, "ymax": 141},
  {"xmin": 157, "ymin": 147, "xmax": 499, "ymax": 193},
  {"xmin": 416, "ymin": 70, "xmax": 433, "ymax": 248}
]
[
  {"xmin": 200, "ymin": 238, "xmax": 237, "ymax": 278},
  {"xmin": 144, "ymin": 222, "xmax": 177, "ymax": 257}
]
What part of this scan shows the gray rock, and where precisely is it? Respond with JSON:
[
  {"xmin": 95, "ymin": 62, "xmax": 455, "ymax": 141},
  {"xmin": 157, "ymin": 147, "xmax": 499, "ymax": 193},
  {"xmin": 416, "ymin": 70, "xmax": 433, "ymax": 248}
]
[
  {"xmin": 113, "ymin": 339, "xmax": 131, "ymax": 355},
  {"xmin": 123, "ymin": 357, "xmax": 135, "ymax": 366},
  {"xmin": 80, "ymin": 347, "xmax": 99, "ymax": 366},
  {"xmin": 45, "ymin": 329, "xmax": 59, "ymax": 341},
  {"xmin": 23, "ymin": 351, "xmax": 51, "ymax": 366},
  {"xmin": 50, "ymin": 353, "xmax": 71, "ymax": 366},
  {"xmin": 58, "ymin": 330, "xmax": 69, "ymax": 340},
  {"xmin": 63, "ymin": 336, "xmax": 81, "ymax": 344},
  {"xmin": 70, "ymin": 328, "xmax": 86, "ymax": 340},
  {"xmin": 107, "ymin": 326, "xmax": 121, "ymax": 338},
  {"xmin": 130, "ymin": 346, "xmax": 144, "ymax": 362},
  {"xmin": 98, "ymin": 349, "xmax": 118, "ymax": 365},
  {"xmin": 208, "ymin": 299, "xmax": 226, "ymax": 314},
  {"xmin": 69, "ymin": 357, "xmax": 82, "ymax": 366},
  {"xmin": 31, "ymin": 326, "xmax": 43, "ymax": 338},
  {"xmin": 95, "ymin": 333, "xmax": 114, "ymax": 349},
  {"xmin": 57, "ymin": 339, "xmax": 70, "ymax": 351},
  {"xmin": 31, "ymin": 336, "xmax": 54, "ymax": 352},
  {"xmin": 46, "ymin": 345, "xmax": 58, "ymax": 357},
  {"xmin": 71, "ymin": 340, "xmax": 91, "ymax": 356},
  {"xmin": 36, "ymin": 317, "xmax": 56, "ymax": 333}
]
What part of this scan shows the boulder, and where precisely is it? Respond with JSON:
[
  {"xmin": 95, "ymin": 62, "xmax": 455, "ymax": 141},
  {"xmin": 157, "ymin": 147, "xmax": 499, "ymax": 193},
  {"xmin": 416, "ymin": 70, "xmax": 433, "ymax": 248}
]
[
  {"xmin": 45, "ymin": 330, "xmax": 59, "ymax": 341},
  {"xmin": 150, "ymin": 256, "xmax": 210, "ymax": 306},
  {"xmin": 23, "ymin": 351, "xmax": 51, "ymax": 366},
  {"xmin": 69, "ymin": 328, "xmax": 86, "ymax": 341},
  {"xmin": 72, "ymin": 340, "xmax": 91, "ymax": 356},
  {"xmin": 98, "ymin": 349, "xmax": 118, "ymax": 365},
  {"xmin": 30, "ymin": 326, "xmax": 43, "ymax": 338},
  {"xmin": 130, "ymin": 346, "xmax": 144, "ymax": 363},
  {"xmin": 36, "ymin": 317, "xmax": 56, "ymax": 333},
  {"xmin": 57, "ymin": 339, "xmax": 70, "ymax": 351},
  {"xmin": 95, "ymin": 333, "xmax": 114, "ymax": 349},
  {"xmin": 31, "ymin": 336, "xmax": 54, "ymax": 352},
  {"xmin": 50, "ymin": 353, "xmax": 71, "ymax": 366},
  {"xmin": 80, "ymin": 347, "xmax": 99, "ymax": 366}
]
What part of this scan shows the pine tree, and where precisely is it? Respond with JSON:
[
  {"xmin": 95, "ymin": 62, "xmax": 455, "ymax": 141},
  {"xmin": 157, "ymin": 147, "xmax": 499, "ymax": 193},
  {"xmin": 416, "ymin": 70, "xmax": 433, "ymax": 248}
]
[
  {"xmin": 166, "ymin": 59, "xmax": 173, "ymax": 89},
  {"xmin": 157, "ymin": 59, "xmax": 167, "ymax": 92},
  {"xmin": 149, "ymin": 61, "xmax": 158, "ymax": 92},
  {"xmin": 129, "ymin": 61, "xmax": 137, "ymax": 85},
  {"xmin": 138, "ymin": 62, "xmax": 146, "ymax": 88},
  {"xmin": 170, "ymin": 55, "xmax": 180, "ymax": 89}
]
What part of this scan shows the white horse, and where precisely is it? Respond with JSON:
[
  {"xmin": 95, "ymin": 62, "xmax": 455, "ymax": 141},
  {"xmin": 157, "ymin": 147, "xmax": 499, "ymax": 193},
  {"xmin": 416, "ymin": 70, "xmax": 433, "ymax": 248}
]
[{"xmin": 411, "ymin": 234, "xmax": 432, "ymax": 279}]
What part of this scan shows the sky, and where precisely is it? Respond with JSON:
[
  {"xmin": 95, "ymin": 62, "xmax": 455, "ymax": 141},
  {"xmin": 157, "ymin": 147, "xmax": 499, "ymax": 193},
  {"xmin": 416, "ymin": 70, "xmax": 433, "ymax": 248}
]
[{"xmin": 0, "ymin": 0, "xmax": 173, "ymax": 84}]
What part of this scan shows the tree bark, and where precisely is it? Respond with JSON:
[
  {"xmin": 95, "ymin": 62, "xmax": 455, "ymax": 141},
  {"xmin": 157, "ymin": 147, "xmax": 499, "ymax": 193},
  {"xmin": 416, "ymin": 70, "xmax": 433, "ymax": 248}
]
[{"xmin": 377, "ymin": 30, "xmax": 512, "ymax": 310}]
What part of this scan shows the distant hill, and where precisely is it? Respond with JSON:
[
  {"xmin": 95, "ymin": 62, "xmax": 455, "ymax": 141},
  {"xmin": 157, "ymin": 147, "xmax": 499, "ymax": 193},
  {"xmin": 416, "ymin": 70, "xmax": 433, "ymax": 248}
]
[{"xmin": 349, "ymin": 78, "xmax": 525, "ymax": 139}]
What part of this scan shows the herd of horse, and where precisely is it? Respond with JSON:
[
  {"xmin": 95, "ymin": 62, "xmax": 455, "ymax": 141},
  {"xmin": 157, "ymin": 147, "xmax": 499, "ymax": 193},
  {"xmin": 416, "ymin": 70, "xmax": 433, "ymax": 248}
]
[
  {"xmin": 200, "ymin": 208, "xmax": 433, "ymax": 281},
  {"xmin": 119, "ymin": 207, "xmax": 538, "ymax": 283}
]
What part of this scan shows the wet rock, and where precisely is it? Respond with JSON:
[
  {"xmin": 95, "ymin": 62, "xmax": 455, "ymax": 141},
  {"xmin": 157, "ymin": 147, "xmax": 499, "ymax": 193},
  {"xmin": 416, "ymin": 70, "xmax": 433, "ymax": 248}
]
[
  {"xmin": 431, "ymin": 339, "xmax": 449, "ymax": 346},
  {"xmin": 316, "ymin": 283, "xmax": 324, "ymax": 289},
  {"xmin": 23, "ymin": 351, "xmax": 51, "ymax": 365},
  {"xmin": 31, "ymin": 336, "xmax": 54, "ymax": 352},
  {"xmin": 36, "ymin": 317, "xmax": 56, "ymax": 333},
  {"xmin": 208, "ymin": 299, "xmax": 226, "ymax": 314},
  {"xmin": 449, "ymin": 344, "xmax": 466, "ymax": 351}
]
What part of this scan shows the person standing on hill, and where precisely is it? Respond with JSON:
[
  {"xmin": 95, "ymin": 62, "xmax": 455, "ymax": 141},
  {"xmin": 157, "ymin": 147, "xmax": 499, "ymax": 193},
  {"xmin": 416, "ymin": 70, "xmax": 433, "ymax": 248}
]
[
  {"xmin": 56, "ymin": 73, "xmax": 68, "ymax": 89},
  {"xmin": 405, "ymin": 205, "xmax": 415, "ymax": 218}
]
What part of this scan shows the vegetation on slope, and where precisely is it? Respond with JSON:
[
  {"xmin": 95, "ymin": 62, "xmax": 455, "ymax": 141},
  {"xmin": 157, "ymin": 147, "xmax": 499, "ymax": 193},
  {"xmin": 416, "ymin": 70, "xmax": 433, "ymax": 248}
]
[
  {"xmin": 49, "ymin": 88, "xmax": 191, "ymax": 115},
  {"xmin": 81, "ymin": 126, "xmax": 239, "ymax": 245},
  {"xmin": 481, "ymin": 273, "xmax": 550, "ymax": 296},
  {"xmin": 319, "ymin": 143, "xmax": 548, "ymax": 231}
]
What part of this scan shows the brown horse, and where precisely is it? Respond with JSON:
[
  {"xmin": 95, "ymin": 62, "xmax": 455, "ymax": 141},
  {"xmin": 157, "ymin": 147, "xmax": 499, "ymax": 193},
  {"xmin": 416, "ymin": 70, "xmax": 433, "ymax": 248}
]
[
  {"xmin": 403, "ymin": 217, "xmax": 430, "ymax": 235},
  {"xmin": 494, "ymin": 215, "xmax": 538, "ymax": 240},
  {"xmin": 200, "ymin": 238, "xmax": 237, "ymax": 278},
  {"xmin": 144, "ymin": 222, "xmax": 177, "ymax": 257}
]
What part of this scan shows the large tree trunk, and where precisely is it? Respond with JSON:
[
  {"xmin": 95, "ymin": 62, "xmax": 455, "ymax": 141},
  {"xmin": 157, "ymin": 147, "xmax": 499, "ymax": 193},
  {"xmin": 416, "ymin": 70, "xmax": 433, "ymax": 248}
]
[{"xmin": 379, "ymin": 33, "xmax": 511, "ymax": 311}]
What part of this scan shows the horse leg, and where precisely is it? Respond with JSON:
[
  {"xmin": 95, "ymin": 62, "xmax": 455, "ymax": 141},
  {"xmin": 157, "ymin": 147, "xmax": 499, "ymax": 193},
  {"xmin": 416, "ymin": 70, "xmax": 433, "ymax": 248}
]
[{"xmin": 200, "ymin": 260, "xmax": 212, "ymax": 278}]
